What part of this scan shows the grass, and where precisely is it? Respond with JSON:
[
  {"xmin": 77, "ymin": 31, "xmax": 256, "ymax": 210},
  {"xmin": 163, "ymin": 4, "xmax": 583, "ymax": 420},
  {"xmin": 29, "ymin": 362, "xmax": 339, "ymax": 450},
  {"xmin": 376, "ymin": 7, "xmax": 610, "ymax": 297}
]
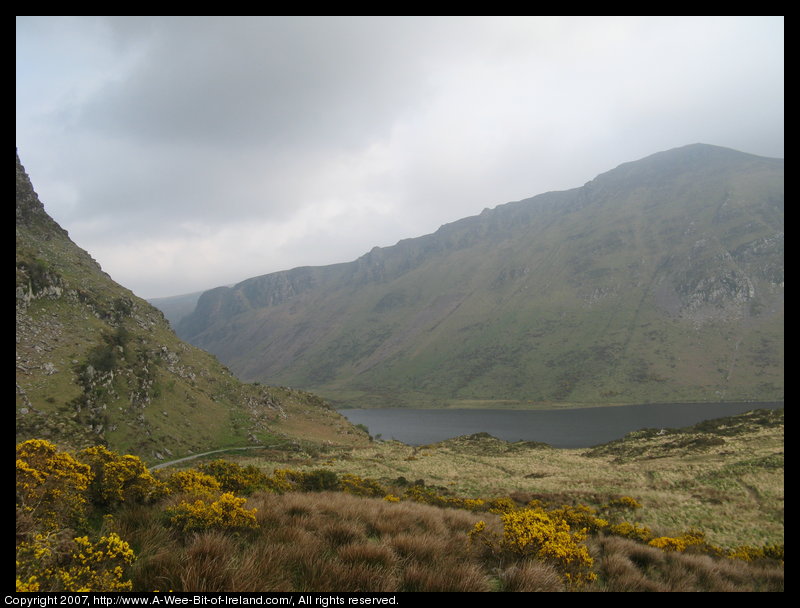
[
  {"xmin": 17, "ymin": 410, "xmax": 783, "ymax": 592},
  {"xmin": 226, "ymin": 409, "xmax": 783, "ymax": 549},
  {"xmin": 589, "ymin": 535, "xmax": 784, "ymax": 592},
  {"xmin": 109, "ymin": 488, "xmax": 782, "ymax": 592},
  {"xmin": 119, "ymin": 491, "xmax": 491, "ymax": 592}
]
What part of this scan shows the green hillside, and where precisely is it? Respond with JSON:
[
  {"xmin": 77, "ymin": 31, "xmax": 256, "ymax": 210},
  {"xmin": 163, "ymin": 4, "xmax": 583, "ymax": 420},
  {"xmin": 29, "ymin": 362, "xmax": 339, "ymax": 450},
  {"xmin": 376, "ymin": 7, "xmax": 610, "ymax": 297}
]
[
  {"xmin": 177, "ymin": 144, "xmax": 784, "ymax": 408},
  {"xmin": 16, "ymin": 152, "xmax": 364, "ymax": 462}
]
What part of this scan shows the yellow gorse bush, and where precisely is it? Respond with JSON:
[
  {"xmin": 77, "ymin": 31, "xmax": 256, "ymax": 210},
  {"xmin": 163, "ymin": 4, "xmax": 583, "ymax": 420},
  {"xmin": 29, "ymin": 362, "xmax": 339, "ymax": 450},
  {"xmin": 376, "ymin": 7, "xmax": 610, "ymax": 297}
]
[
  {"xmin": 16, "ymin": 439, "xmax": 92, "ymax": 530},
  {"xmin": 605, "ymin": 495, "xmax": 643, "ymax": 511},
  {"xmin": 727, "ymin": 543, "xmax": 784, "ymax": 562},
  {"xmin": 546, "ymin": 504, "xmax": 609, "ymax": 534},
  {"xmin": 470, "ymin": 507, "xmax": 596, "ymax": 587},
  {"xmin": 486, "ymin": 496, "xmax": 517, "ymax": 514},
  {"xmin": 267, "ymin": 468, "xmax": 303, "ymax": 493},
  {"xmin": 77, "ymin": 445, "xmax": 167, "ymax": 505},
  {"xmin": 648, "ymin": 529, "xmax": 707, "ymax": 553},
  {"xmin": 339, "ymin": 474, "xmax": 387, "ymax": 498},
  {"xmin": 167, "ymin": 492, "xmax": 258, "ymax": 533},
  {"xmin": 197, "ymin": 459, "xmax": 269, "ymax": 494},
  {"xmin": 608, "ymin": 520, "xmax": 654, "ymax": 543},
  {"xmin": 165, "ymin": 469, "xmax": 222, "ymax": 497},
  {"xmin": 16, "ymin": 531, "xmax": 135, "ymax": 592}
]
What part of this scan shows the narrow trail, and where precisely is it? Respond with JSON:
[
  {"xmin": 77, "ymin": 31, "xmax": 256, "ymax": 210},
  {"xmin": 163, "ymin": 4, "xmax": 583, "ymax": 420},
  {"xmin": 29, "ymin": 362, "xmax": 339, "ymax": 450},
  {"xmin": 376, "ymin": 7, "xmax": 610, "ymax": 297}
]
[{"xmin": 149, "ymin": 445, "xmax": 268, "ymax": 471}]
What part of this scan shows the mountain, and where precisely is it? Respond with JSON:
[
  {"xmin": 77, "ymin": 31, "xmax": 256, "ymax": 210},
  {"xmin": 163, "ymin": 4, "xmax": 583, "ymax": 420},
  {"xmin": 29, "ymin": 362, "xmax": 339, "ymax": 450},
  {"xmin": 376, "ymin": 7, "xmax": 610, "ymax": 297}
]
[
  {"xmin": 148, "ymin": 291, "xmax": 205, "ymax": 328},
  {"xmin": 176, "ymin": 144, "xmax": 784, "ymax": 409},
  {"xmin": 16, "ymin": 152, "xmax": 363, "ymax": 461}
]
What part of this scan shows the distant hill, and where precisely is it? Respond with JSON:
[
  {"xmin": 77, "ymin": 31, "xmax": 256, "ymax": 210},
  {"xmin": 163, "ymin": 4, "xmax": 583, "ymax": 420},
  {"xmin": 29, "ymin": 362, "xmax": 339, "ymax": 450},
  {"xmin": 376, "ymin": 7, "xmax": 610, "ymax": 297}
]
[
  {"xmin": 148, "ymin": 291, "xmax": 205, "ymax": 328},
  {"xmin": 16, "ymin": 152, "xmax": 363, "ymax": 461},
  {"xmin": 176, "ymin": 144, "xmax": 784, "ymax": 409}
]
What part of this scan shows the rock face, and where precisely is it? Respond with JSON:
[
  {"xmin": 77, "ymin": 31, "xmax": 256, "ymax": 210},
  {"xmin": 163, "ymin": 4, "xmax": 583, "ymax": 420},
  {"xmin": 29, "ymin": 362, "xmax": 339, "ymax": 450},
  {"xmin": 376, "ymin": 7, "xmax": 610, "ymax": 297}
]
[
  {"xmin": 177, "ymin": 144, "xmax": 783, "ymax": 408},
  {"xmin": 15, "ymin": 152, "xmax": 356, "ymax": 459}
]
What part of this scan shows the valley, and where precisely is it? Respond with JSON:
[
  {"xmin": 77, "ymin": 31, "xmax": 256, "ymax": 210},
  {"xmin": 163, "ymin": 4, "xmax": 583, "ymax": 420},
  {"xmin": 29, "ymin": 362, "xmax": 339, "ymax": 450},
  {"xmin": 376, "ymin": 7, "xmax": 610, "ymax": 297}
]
[{"xmin": 16, "ymin": 146, "xmax": 783, "ymax": 592}]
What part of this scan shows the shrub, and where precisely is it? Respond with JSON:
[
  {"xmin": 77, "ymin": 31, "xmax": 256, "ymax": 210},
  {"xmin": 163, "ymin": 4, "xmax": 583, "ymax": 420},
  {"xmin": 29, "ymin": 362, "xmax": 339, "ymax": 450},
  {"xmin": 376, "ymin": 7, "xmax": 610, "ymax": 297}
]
[
  {"xmin": 608, "ymin": 521, "xmax": 654, "ymax": 543},
  {"xmin": 401, "ymin": 484, "xmax": 479, "ymax": 509},
  {"xmin": 77, "ymin": 445, "xmax": 166, "ymax": 506},
  {"xmin": 197, "ymin": 460, "xmax": 269, "ymax": 495},
  {"xmin": 606, "ymin": 495, "xmax": 643, "ymax": 511},
  {"xmin": 443, "ymin": 496, "xmax": 486, "ymax": 511},
  {"xmin": 266, "ymin": 469, "xmax": 303, "ymax": 494},
  {"xmin": 648, "ymin": 529, "xmax": 708, "ymax": 553},
  {"xmin": 486, "ymin": 496, "xmax": 517, "ymax": 514},
  {"xmin": 16, "ymin": 531, "xmax": 135, "ymax": 592},
  {"xmin": 165, "ymin": 469, "xmax": 222, "ymax": 498},
  {"xmin": 547, "ymin": 504, "xmax": 609, "ymax": 534},
  {"xmin": 727, "ymin": 543, "xmax": 783, "ymax": 562},
  {"xmin": 339, "ymin": 474, "xmax": 386, "ymax": 498},
  {"xmin": 297, "ymin": 469, "xmax": 340, "ymax": 492},
  {"xmin": 470, "ymin": 508, "xmax": 596, "ymax": 586},
  {"xmin": 16, "ymin": 439, "xmax": 92, "ymax": 530},
  {"xmin": 167, "ymin": 492, "xmax": 258, "ymax": 533},
  {"xmin": 402, "ymin": 484, "xmax": 445, "ymax": 506}
]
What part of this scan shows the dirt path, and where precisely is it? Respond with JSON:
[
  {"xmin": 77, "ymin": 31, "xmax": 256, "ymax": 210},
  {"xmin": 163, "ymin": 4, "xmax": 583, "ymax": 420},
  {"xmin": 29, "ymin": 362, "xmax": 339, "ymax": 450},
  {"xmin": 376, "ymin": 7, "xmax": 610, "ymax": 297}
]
[{"xmin": 149, "ymin": 445, "xmax": 267, "ymax": 471}]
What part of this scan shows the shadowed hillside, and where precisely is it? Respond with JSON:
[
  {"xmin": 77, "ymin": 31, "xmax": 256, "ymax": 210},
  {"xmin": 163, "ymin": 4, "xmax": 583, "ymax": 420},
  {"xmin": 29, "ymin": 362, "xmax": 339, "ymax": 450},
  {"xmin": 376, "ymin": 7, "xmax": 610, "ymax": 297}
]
[{"xmin": 16, "ymin": 152, "xmax": 365, "ymax": 462}]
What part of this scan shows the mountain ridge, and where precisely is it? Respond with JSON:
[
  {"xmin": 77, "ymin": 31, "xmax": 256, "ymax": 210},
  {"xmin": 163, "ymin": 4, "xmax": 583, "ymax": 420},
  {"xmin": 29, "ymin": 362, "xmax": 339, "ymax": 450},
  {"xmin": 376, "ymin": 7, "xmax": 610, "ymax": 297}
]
[{"xmin": 173, "ymin": 143, "xmax": 784, "ymax": 408}]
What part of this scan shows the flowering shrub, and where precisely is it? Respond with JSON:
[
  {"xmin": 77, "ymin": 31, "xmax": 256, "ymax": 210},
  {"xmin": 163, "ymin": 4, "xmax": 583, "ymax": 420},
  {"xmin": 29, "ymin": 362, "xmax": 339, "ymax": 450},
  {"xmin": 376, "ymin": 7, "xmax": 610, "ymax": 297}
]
[
  {"xmin": 648, "ymin": 536, "xmax": 690, "ymax": 552},
  {"xmin": 402, "ymin": 485, "xmax": 447, "ymax": 507},
  {"xmin": 16, "ymin": 531, "xmax": 135, "ymax": 592},
  {"xmin": 77, "ymin": 445, "xmax": 166, "ymax": 505},
  {"xmin": 470, "ymin": 508, "xmax": 596, "ymax": 586},
  {"xmin": 165, "ymin": 469, "xmax": 221, "ymax": 497},
  {"xmin": 266, "ymin": 469, "xmax": 300, "ymax": 493},
  {"xmin": 486, "ymin": 496, "xmax": 517, "ymax": 514},
  {"xmin": 728, "ymin": 543, "xmax": 784, "ymax": 562},
  {"xmin": 546, "ymin": 504, "xmax": 609, "ymax": 534},
  {"xmin": 400, "ymin": 485, "xmax": 486, "ymax": 511},
  {"xmin": 447, "ymin": 497, "xmax": 486, "ymax": 511},
  {"xmin": 605, "ymin": 495, "xmax": 643, "ymax": 511},
  {"xmin": 166, "ymin": 492, "xmax": 258, "ymax": 533},
  {"xmin": 197, "ymin": 460, "xmax": 269, "ymax": 495},
  {"xmin": 16, "ymin": 439, "xmax": 92, "ymax": 530},
  {"xmin": 608, "ymin": 521, "xmax": 654, "ymax": 543},
  {"xmin": 339, "ymin": 474, "xmax": 387, "ymax": 498},
  {"xmin": 648, "ymin": 529, "xmax": 706, "ymax": 553}
]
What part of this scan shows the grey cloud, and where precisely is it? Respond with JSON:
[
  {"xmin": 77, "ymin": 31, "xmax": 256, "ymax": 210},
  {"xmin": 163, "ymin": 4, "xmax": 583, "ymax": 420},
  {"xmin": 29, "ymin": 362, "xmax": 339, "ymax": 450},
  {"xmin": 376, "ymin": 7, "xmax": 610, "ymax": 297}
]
[
  {"xmin": 80, "ymin": 17, "xmax": 441, "ymax": 150},
  {"xmin": 17, "ymin": 16, "xmax": 784, "ymax": 299}
]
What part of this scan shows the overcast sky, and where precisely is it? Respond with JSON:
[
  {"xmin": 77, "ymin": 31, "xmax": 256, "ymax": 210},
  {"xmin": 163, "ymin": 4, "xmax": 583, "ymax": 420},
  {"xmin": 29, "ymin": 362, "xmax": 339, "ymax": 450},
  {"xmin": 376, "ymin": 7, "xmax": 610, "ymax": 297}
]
[{"xmin": 16, "ymin": 16, "xmax": 784, "ymax": 299}]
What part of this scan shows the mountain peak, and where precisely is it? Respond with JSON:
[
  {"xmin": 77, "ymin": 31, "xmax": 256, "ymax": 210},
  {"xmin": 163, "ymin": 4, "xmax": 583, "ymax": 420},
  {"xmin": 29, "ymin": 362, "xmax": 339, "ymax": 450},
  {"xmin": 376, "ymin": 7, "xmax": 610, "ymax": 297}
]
[
  {"xmin": 586, "ymin": 143, "xmax": 782, "ymax": 191},
  {"xmin": 16, "ymin": 151, "xmax": 68, "ymax": 237},
  {"xmin": 174, "ymin": 144, "xmax": 783, "ymax": 409}
]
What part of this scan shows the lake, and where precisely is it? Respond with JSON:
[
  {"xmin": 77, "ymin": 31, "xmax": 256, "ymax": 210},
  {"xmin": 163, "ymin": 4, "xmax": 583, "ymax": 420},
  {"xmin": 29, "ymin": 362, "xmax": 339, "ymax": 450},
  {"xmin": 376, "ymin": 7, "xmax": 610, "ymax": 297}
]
[{"xmin": 338, "ymin": 402, "xmax": 784, "ymax": 448}]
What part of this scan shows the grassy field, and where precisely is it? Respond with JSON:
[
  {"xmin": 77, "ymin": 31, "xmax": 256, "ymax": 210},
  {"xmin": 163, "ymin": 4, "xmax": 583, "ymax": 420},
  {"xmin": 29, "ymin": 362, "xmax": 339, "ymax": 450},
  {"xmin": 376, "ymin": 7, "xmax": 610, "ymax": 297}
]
[
  {"xmin": 225, "ymin": 408, "xmax": 783, "ymax": 549},
  {"xmin": 17, "ymin": 409, "xmax": 783, "ymax": 592}
]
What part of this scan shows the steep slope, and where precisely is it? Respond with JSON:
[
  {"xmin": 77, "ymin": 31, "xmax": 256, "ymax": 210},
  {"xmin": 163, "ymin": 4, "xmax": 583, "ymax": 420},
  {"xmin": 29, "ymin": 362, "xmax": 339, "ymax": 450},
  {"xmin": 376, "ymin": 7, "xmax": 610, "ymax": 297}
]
[
  {"xmin": 176, "ymin": 144, "xmax": 784, "ymax": 408},
  {"xmin": 16, "ymin": 152, "xmax": 363, "ymax": 461}
]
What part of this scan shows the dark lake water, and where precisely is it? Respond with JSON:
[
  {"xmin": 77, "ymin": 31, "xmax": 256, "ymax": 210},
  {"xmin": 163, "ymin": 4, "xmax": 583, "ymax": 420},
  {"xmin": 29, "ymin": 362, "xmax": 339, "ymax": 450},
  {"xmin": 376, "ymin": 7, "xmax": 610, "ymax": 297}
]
[{"xmin": 338, "ymin": 402, "xmax": 783, "ymax": 448}]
